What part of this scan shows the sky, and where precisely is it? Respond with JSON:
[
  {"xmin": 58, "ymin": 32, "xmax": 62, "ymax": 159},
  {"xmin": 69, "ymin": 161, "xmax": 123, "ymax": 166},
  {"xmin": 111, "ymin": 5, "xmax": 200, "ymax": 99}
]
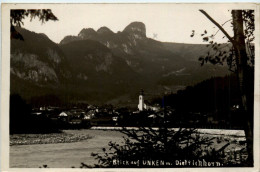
[{"xmin": 16, "ymin": 4, "xmax": 254, "ymax": 44}]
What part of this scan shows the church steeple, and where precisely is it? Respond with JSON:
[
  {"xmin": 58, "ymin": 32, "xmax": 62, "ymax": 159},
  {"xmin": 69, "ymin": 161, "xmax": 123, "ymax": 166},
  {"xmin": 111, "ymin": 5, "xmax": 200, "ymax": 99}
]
[{"xmin": 138, "ymin": 89, "xmax": 144, "ymax": 111}]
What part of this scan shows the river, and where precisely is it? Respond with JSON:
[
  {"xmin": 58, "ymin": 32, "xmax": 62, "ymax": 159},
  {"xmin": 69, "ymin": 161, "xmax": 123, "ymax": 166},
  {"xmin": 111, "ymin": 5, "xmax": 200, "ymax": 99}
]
[
  {"xmin": 10, "ymin": 129, "xmax": 245, "ymax": 168},
  {"xmin": 10, "ymin": 130, "xmax": 126, "ymax": 168}
]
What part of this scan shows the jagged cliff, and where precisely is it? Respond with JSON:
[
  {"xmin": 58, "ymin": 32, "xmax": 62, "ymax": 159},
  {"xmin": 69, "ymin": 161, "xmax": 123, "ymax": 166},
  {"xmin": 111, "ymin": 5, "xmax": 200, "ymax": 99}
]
[{"xmin": 11, "ymin": 22, "xmax": 229, "ymax": 105}]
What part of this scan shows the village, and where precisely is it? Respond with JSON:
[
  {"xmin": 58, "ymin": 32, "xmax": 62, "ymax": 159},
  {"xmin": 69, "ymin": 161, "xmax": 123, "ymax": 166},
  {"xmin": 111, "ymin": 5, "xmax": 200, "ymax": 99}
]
[
  {"xmin": 28, "ymin": 90, "xmax": 236, "ymax": 129},
  {"xmin": 29, "ymin": 90, "xmax": 161, "ymax": 128}
]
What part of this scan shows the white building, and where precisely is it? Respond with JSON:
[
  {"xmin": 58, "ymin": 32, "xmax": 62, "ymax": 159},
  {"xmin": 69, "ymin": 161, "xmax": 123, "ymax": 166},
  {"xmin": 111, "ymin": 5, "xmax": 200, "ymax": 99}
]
[
  {"xmin": 138, "ymin": 89, "xmax": 160, "ymax": 112},
  {"xmin": 138, "ymin": 89, "xmax": 145, "ymax": 111}
]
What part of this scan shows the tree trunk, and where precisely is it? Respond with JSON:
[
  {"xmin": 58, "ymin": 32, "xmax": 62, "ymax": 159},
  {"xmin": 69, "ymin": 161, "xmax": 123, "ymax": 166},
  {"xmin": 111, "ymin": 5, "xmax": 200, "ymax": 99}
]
[{"xmin": 232, "ymin": 10, "xmax": 253, "ymax": 166}]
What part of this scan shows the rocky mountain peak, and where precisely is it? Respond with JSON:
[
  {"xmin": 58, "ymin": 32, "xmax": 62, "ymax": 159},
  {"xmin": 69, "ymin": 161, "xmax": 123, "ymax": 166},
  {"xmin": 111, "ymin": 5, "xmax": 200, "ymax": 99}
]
[
  {"xmin": 123, "ymin": 22, "xmax": 146, "ymax": 38},
  {"xmin": 78, "ymin": 28, "xmax": 98, "ymax": 39},
  {"xmin": 59, "ymin": 35, "xmax": 80, "ymax": 45},
  {"xmin": 97, "ymin": 27, "xmax": 114, "ymax": 35}
]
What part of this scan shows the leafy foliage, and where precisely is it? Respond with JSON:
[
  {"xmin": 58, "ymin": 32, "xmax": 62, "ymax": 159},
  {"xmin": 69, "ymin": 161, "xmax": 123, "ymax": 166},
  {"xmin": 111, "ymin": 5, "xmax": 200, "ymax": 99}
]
[
  {"xmin": 242, "ymin": 10, "xmax": 255, "ymax": 67},
  {"xmin": 11, "ymin": 9, "xmax": 58, "ymax": 27},
  {"xmin": 193, "ymin": 10, "xmax": 254, "ymax": 72},
  {"xmin": 10, "ymin": 9, "xmax": 58, "ymax": 40}
]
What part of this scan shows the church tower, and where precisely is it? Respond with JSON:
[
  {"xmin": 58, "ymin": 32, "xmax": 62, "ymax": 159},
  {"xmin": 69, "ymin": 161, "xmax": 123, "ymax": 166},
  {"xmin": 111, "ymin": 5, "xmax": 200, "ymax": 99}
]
[{"xmin": 138, "ymin": 89, "xmax": 144, "ymax": 111}]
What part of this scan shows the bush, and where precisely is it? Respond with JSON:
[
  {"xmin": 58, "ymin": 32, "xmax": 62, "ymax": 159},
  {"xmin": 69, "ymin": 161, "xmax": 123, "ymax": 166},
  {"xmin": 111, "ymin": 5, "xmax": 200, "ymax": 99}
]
[{"xmin": 82, "ymin": 109, "xmax": 226, "ymax": 168}]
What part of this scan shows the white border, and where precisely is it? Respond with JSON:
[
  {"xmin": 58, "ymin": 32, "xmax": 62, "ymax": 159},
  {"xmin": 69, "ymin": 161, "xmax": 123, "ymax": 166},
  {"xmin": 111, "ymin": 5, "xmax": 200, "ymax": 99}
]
[{"xmin": 1, "ymin": 3, "xmax": 260, "ymax": 172}]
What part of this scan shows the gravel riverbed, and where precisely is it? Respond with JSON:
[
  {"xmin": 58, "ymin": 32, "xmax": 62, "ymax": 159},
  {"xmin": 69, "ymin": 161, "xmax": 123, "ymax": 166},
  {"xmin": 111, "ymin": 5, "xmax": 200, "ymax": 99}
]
[{"xmin": 10, "ymin": 131, "xmax": 92, "ymax": 146}]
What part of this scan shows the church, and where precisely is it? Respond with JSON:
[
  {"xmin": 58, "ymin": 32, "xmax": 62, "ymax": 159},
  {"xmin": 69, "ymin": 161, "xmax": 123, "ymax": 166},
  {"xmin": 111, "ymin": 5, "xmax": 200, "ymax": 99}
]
[
  {"xmin": 138, "ymin": 89, "xmax": 146, "ymax": 111},
  {"xmin": 137, "ymin": 89, "xmax": 159, "ymax": 112}
]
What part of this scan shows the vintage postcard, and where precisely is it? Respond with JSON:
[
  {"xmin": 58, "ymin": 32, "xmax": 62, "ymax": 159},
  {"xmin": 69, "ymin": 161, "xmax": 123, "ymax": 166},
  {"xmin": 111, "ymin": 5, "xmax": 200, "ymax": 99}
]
[{"xmin": 1, "ymin": 3, "xmax": 260, "ymax": 172}]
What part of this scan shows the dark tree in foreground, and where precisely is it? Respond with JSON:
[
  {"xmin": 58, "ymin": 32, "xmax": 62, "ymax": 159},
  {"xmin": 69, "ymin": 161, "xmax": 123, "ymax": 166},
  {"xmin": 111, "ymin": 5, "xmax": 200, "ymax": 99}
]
[
  {"xmin": 10, "ymin": 9, "xmax": 59, "ymax": 133},
  {"xmin": 196, "ymin": 10, "xmax": 254, "ymax": 166},
  {"xmin": 10, "ymin": 9, "xmax": 58, "ymax": 40},
  {"xmin": 10, "ymin": 94, "xmax": 61, "ymax": 134}
]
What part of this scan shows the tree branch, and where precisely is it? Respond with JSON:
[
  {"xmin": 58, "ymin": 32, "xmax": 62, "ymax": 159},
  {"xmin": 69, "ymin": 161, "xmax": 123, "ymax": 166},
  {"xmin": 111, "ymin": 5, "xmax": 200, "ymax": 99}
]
[
  {"xmin": 213, "ymin": 19, "xmax": 232, "ymax": 37},
  {"xmin": 199, "ymin": 10, "xmax": 234, "ymax": 45}
]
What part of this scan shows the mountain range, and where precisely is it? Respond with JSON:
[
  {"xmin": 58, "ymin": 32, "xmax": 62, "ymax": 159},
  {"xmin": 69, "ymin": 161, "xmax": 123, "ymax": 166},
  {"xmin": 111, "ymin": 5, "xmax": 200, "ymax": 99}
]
[{"xmin": 11, "ymin": 22, "xmax": 230, "ymax": 106}]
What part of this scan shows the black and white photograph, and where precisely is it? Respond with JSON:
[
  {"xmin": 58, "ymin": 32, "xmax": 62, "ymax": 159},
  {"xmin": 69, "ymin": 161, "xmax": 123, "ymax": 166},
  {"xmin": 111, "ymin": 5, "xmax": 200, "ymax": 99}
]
[{"xmin": 1, "ymin": 3, "xmax": 259, "ymax": 171}]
